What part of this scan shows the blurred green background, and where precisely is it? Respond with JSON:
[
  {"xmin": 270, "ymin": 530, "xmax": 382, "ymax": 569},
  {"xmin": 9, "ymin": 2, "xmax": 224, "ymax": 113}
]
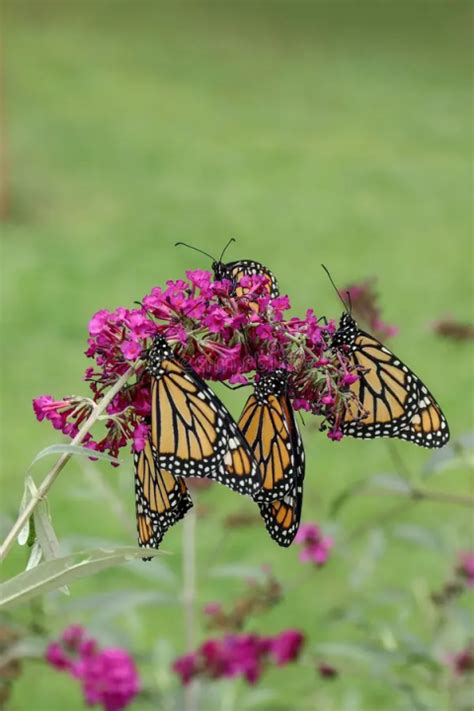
[{"xmin": 1, "ymin": 1, "xmax": 472, "ymax": 710}]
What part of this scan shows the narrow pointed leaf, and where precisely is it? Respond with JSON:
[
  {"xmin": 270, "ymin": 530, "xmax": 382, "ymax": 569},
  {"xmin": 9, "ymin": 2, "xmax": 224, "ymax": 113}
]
[
  {"xmin": 0, "ymin": 546, "xmax": 163, "ymax": 610},
  {"xmin": 29, "ymin": 444, "xmax": 119, "ymax": 469}
]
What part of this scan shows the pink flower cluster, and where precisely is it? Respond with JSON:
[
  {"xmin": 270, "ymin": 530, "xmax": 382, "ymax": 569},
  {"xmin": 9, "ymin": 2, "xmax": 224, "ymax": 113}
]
[
  {"xmin": 45, "ymin": 625, "xmax": 140, "ymax": 711},
  {"xmin": 33, "ymin": 269, "xmax": 357, "ymax": 457},
  {"xmin": 456, "ymin": 551, "xmax": 474, "ymax": 588},
  {"xmin": 294, "ymin": 523, "xmax": 333, "ymax": 566},
  {"xmin": 172, "ymin": 629, "xmax": 304, "ymax": 686}
]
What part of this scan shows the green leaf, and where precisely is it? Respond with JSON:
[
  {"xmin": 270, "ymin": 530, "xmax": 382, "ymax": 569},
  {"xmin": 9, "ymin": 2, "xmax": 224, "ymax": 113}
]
[
  {"xmin": 313, "ymin": 641, "xmax": 388, "ymax": 668},
  {"xmin": 330, "ymin": 478, "xmax": 368, "ymax": 517},
  {"xmin": 61, "ymin": 590, "xmax": 175, "ymax": 618},
  {"xmin": 369, "ymin": 473, "xmax": 413, "ymax": 493},
  {"xmin": 209, "ymin": 564, "xmax": 266, "ymax": 580},
  {"xmin": 25, "ymin": 541, "xmax": 42, "ymax": 571},
  {"xmin": 29, "ymin": 443, "xmax": 120, "ymax": 469},
  {"xmin": 30, "ymin": 478, "xmax": 69, "ymax": 595},
  {"xmin": 330, "ymin": 473, "xmax": 412, "ymax": 517},
  {"xmin": 17, "ymin": 479, "xmax": 33, "ymax": 546},
  {"xmin": 422, "ymin": 432, "xmax": 474, "ymax": 477},
  {"xmin": 391, "ymin": 523, "xmax": 444, "ymax": 551},
  {"xmin": 350, "ymin": 529, "xmax": 386, "ymax": 589},
  {"xmin": 0, "ymin": 546, "xmax": 163, "ymax": 610}
]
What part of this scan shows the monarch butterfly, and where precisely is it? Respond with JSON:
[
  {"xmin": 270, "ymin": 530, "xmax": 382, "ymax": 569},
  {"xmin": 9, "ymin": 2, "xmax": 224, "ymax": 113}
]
[
  {"xmin": 147, "ymin": 333, "xmax": 264, "ymax": 498},
  {"xmin": 135, "ymin": 435, "xmax": 193, "ymax": 558},
  {"xmin": 237, "ymin": 369, "xmax": 305, "ymax": 546},
  {"xmin": 329, "ymin": 304, "xmax": 450, "ymax": 449},
  {"xmin": 175, "ymin": 238, "xmax": 280, "ymax": 299}
]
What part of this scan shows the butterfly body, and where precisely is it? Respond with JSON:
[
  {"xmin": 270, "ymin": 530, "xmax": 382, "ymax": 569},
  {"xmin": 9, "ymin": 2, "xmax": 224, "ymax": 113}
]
[{"xmin": 332, "ymin": 313, "xmax": 449, "ymax": 448}]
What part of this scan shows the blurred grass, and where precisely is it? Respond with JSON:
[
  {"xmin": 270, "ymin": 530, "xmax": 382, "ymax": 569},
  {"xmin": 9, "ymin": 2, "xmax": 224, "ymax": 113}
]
[{"xmin": 1, "ymin": 1, "xmax": 473, "ymax": 709}]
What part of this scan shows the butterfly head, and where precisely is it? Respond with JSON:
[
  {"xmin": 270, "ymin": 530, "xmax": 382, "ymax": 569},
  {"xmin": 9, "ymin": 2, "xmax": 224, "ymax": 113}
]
[
  {"xmin": 212, "ymin": 260, "xmax": 230, "ymax": 281},
  {"xmin": 255, "ymin": 369, "xmax": 288, "ymax": 399}
]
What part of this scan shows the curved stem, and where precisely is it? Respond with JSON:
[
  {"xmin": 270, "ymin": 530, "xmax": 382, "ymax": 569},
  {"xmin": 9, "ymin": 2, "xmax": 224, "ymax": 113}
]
[
  {"xmin": 0, "ymin": 365, "xmax": 136, "ymax": 562},
  {"xmin": 182, "ymin": 503, "xmax": 198, "ymax": 711},
  {"xmin": 361, "ymin": 486, "xmax": 474, "ymax": 508}
]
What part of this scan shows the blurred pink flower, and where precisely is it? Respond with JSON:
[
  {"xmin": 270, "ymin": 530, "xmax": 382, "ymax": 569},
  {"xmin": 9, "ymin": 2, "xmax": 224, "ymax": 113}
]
[
  {"xmin": 268, "ymin": 629, "xmax": 304, "ymax": 665},
  {"xmin": 45, "ymin": 625, "xmax": 140, "ymax": 711},
  {"xmin": 457, "ymin": 551, "xmax": 474, "ymax": 588},
  {"xmin": 295, "ymin": 523, "xmax": 333, "ymax": 566},
  {"xmin": 447, "ymin": 645, "xmax": 474, "ymax": 676},
  {"xmin": 342, "ymin": 279, "xmax": 398, "ymax": 341},
  {"xmin": 172, "ymin": 629, "xmax": 304, "ymax": 686}
]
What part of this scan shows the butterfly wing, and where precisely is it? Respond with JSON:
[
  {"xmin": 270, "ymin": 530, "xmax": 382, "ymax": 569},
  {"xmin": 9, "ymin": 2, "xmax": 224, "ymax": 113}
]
[
  {"xmin": 224, "ymin": 260, "xmax": 280, "ymax": 299},
  {"xmin": 258, "ymin": 482, "xmax": 303, "ymax": 547},
  {"xmin": 148, "ymin": 340, "xmax": 262, "ymax": 498},
  {"xmin": 238, "ymin": 371, "xmax": 306, "ymax": 545},
  {"xmin": 238, "ymin": 390, "xmax": 301, "ymax": 502},
  {"xmin": 134, "ymin": 438, "xmax": 193, "ymax": 559},
  {"xmin": 332, "ymin": 315, "xmax": 449, "ymax": 448}
]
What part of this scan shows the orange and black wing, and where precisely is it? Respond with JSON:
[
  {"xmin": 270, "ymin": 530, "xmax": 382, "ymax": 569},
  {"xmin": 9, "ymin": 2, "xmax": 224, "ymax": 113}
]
[
  {"xmin": 224, "ymin": 260, "xmax": 280, "ymax": 299},
  {"xmin": 147, "ymin": 335, "xmax": 262, "ymax": 497},
  {"xmin": 238, "ymin": 391, "xmax": 301, "ymax": 502},
  {"xmin": 238, "ymin": 370, "xmax": 306, "ymax": 545},
  {"xmin": 331, "ymin": 314, "xmax": 449, "ymax": 448},
  {"xmin": 258, "ymin": 481, "xmax": 303, "ymax": 547},
  {"xmin": 134, "ymin": 437, "xmax": 193, "ymax": 558}
]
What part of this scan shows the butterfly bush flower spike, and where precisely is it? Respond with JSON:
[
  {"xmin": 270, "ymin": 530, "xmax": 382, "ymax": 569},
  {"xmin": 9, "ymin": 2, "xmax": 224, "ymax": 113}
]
[
  {"xmin": 33, "ymin": 269, "xmax": 354, "ymax": 455},
  {"xmin": 172, "ymin": 629, "xmax": 304, "ymax": 686},
  {"xmin": 45, "ymin": 625, "xmax": 140, "ymax": 711}
]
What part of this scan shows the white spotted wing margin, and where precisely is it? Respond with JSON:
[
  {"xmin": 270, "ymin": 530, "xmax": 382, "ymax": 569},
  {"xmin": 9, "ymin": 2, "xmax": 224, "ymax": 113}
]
[
  {"xmin": 134, "ymin": 438, "xmax": 193, "ymax": 560},
  {"xmin": 258, "ymin": 394, "xmax": 305, "ymax": 547},
  {"xmin": 330, "ymin": 314, "xmax": 450, "ymax": 449}
]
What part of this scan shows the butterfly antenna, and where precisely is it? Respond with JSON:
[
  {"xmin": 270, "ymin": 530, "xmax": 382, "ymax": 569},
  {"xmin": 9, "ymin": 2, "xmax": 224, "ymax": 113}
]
[
  {"xmin": 321, "ymin": 264, "xmax": 349, "ymax": 314},
  {"xmin": 219, "ymin": 237, "xmax": 236, "ymax": 263},
  {"xmin": 346, "ymin": 290, "xmax": 353, "ymax": 316},
  {"xmin": 175, "ymin": 242, "xmax": 216, "ymax": 262},
  {"xmin": 134, "ymin": 300, "xmax": 155, "ymax": 321}
]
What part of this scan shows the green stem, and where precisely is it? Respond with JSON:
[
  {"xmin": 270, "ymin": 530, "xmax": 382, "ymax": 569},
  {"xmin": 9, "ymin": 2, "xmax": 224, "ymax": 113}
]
[
  {"xmin": 182, "ymin": 503, "xmax": 198, "ymax": 711},
  {"xmin": 0, "ymin": 365, "xmax": 136, "ymax": 562}
]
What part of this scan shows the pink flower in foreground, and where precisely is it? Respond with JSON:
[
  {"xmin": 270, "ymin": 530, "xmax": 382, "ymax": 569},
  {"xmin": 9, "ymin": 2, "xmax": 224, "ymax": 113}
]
[
  {"xmin": 457, "ymin": 551, "xmax": 474, "ymax": 588},
  {"xmin": 79, "ymin": 649, "xmax": 140, "ymax": 711},
  {"xmin": 295, "ymin": 523, "xmax": 333, "ymax": 566},
  {"xmin": 45, "ymin": 625, "xmax": 140, "ymax": 711}
]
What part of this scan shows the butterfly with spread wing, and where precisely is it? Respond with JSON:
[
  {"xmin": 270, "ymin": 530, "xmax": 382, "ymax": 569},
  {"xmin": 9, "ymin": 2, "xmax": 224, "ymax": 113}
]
[
  {"xmin": 324, "ymin": 268, "xmax": 450, "ymax": 449},
  {"xmin": 135, "ymin": 433, "xmax": 193, "ymax": 558},
  {"xmin": 175, "ymin": 238, "xmax": 280, "ymax": 300},
  {"xmin": 146, "ymin": 333, "xmax": 265, "ymax": 498},
  {"xmin": 237, "ymin": 369, "xmax": 305, "ymax": 546}
]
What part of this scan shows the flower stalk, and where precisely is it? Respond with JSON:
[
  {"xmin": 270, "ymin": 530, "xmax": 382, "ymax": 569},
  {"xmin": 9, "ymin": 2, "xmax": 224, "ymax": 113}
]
[{"xmin": 182, "ymin": 502, "xmax": 198, "ymax": 711}]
